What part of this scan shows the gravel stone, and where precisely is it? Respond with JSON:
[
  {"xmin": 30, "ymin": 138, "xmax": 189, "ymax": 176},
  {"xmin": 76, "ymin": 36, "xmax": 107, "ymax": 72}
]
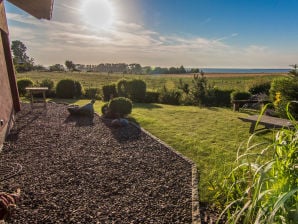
[{"xmin": 1, "ymin": 103, "xmax": 193, "ymax": 223}]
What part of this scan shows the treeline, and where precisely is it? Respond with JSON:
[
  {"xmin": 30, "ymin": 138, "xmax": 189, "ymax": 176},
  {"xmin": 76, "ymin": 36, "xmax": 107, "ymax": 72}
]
[
  {"xmin": 11, "ymin": 40, "xmax": 200, "ymax": 74},
  {"xmin": 63, "ymin": 62, "xmax": 200, "ymax": 75}
]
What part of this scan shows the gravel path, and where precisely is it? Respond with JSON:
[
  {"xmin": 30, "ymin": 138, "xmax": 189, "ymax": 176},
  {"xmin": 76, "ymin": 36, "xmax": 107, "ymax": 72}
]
[{"xmin": 1, "ymin": 103, "xmax": 193, "ymax": 223}]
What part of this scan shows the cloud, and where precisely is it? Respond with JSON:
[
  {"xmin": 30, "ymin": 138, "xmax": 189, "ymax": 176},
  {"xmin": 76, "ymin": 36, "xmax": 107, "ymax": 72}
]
[{"xmin": 5, "ymin": 5, "xmax": 292, "ymax": 68}]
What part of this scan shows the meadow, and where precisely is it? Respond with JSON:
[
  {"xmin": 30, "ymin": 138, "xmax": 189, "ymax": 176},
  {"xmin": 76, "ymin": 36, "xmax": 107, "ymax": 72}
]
[
  {"xmin": 17, "ymin": 71, "xmax": 285, "ymax": 91},
  {"xmin": 19, "ymin": 72, "xmax": 284, "ymax": 202}
]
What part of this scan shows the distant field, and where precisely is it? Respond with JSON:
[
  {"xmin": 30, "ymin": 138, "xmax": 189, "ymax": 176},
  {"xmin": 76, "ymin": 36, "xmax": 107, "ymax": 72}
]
[{"xmin": 17, "ymin": 71, "xmax": 286, "ymax": 91}]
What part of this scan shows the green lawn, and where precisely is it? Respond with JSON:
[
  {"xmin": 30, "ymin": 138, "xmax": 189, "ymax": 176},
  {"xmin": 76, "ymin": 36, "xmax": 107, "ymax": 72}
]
[{"xmin": 49, "ymin": 99, "xmax": 273, "ymax": 202}]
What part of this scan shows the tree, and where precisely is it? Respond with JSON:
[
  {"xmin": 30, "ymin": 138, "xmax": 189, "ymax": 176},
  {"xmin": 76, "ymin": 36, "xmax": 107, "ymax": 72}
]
[
  {"xmin": 65, "ymin": 60, "xmax": 75, "ymax": 71},
  {"xmin": 179, "ymin": 65, "xmax": 186, "ymax": 74},
  {"xmin": 11, "ymin": 40, "xmax": 34, "ymax": 72},
  {"xmin": 49, "ymin": 64, "xmax": 65, "ymax": 72}
]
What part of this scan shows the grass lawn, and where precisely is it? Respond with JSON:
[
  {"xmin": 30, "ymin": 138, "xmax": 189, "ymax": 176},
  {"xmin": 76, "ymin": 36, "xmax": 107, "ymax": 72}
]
[{"xmin": 47, "ymin": 99, "xmax": 273, "ymax": 202}]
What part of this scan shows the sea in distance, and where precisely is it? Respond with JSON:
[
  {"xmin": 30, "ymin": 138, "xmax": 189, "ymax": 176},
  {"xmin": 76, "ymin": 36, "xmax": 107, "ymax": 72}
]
[{"xmin": 199, "ymin": 68, "xmax": 290, "ymax": 74}]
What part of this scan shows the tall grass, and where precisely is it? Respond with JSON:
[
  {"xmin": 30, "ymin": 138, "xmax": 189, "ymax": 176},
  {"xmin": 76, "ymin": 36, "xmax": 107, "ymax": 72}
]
[{"xmin": 217, "ymin": 103, "xmax": 298, "ymax": 223}]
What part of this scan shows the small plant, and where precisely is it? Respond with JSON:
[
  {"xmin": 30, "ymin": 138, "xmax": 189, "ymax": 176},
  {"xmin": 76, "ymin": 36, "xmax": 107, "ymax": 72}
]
[
  {"xmin": 270, "ymin": 77, "xmax": 298, "ymax": 118},
  {"xmin": 108, "ymin": 97, "xmax": 132, "ymax": 118},
  {"xmin": 230, "ymin": 91, "xmax": 252, "ymax": 101},
  {"xmin": 102, "ymin": 83, "xmax": 117, "ymax": 101},
  {"xmin": 217, "ymin": 104, "xmax": 298, "ymax": 224},
  {"xmin": 0, "ymin": 189, "xmax": 21, "ymax": 221},
  {"xmin": 17, "ymin": 78, "xmax": 33, "ymax": 96},
  {"xmin": 56, "ymin": 79, "xmax": 83, "ymax": 98}
]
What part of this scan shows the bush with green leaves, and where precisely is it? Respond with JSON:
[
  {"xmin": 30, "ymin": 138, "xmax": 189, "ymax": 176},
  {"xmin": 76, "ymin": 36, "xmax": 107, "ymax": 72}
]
[
  {"xmin": 40, "ymin": 78, "xmax": 55, "ymax": 97},
  {"xmin": 159, "ymin": 86, "xmax": 181, "ymax": 105},
  {"xmin": 84, "ymin": 87, "xmax": 101, "ymax": 100},
  {"xmin": 108, "ymin": 97, "xmax": 132, "ymax": 117},
  {"xmin": 144, "ymin": 91, "xmax": 160, "ymax": 103},
  {"xmin": 216, "ymin": 105, "xmax": 298, "ymax": 224},
  {"xmin": 205, "ymin": 88, "xmax": 233, "ymax": 107},
  {"xmin": 248, "ymin": 80, "xmax": 271, "ymax": 95},
  {"xmin": 230, "ymin": 91, "xmax": 252, "ymax": 101},
  {"xmin": 17, "ymin": 78, "xmax": 33, "ymax": 96},
  {"xmin": 102, "ymin": 83, "xmax": 117, "ymax": 101},
  {"xmin": 270, "ymin": 77, "xmax": 298, "ymax": 118},
  {"xmin": 191, "ymin": 72, "xmax": 208, "ymax": 106},
  {"xmin": 56, "ymin": 79, "xmax": 83, "ymax": 98},
  {"xmin": 127, "ymin": 79, "xmax": 147, "ymax": 102},
  {"xmin": 117, "ymin": 79, "xmax": 129, "ymax": 97}
]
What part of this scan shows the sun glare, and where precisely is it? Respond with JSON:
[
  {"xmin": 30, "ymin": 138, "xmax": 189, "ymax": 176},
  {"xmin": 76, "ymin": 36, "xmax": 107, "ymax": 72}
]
[{"xmin": 81, "ymin": 0, "xmax": 115, "ymax": 29}]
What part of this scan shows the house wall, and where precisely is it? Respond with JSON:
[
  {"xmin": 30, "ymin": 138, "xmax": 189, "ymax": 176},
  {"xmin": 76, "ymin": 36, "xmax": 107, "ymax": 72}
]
[{"xmin": 0, "ymin": 1, "xmax": 19, "ymax": 149}]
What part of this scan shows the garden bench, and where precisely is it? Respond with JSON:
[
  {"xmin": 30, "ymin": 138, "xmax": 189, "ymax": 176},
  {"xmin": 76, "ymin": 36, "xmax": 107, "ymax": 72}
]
[
  {"xmin": 239, "ymin": 115, "xmax": 294, "ymax": 133},
  {"xmin": 25, "ymin": 87, "xmax": 48, "ymax": 109}
]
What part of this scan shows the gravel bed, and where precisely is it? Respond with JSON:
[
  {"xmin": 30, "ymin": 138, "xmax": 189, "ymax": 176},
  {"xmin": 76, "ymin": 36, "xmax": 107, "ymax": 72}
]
[{"xmin": 1, "ymin": 103, "xmax": 193, "ymax": 223}]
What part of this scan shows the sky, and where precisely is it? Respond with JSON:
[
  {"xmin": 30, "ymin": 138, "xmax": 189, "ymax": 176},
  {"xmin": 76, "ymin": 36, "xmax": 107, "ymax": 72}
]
[{"xmin": 4, "ymin": 0, "xmax": 298, "ymax": 68}]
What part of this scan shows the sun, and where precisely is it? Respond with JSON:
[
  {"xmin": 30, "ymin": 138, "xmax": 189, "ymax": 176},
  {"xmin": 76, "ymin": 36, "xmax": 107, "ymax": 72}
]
[{"xmin": 81, "ymin": 0, "xmax": 115, "ymax": 29}]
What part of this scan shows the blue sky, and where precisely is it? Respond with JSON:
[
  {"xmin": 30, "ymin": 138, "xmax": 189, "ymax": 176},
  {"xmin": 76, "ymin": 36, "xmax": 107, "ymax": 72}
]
[{"xmin": 4, "ymin": 0, "xmax": 298, "ymax": 68}]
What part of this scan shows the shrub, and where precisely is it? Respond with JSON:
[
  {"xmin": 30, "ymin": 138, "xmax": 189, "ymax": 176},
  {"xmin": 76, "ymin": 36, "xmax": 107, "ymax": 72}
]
[
  {"xmin": 217, "ymin": 107, "xmax": 298, "ymax": 224},
  {"xmin": 144, "ymin": 91, "xmax": 160, "ymax": 103},
  {"xmin": 230, "ymin": 91, "xmax": 252, "ymax": 101},
  {"xmin": 270, "ymin": 77, "xmax": 298, "ymax": 118},
  {"xmin": 205, "ymin": 88, "xmax": 233, "ymax": 107},
  {"xmin": 56, "ymin": 79, "xmax": 83, "ymax": 98},
  {"xmin": 159, "ymin": 86, "xmax": 181, "ymax": 105},
  {"xmin": 117, "ymin": 79, "xmax": 129, "ymax": 97},
  {"xmin": 191, "ymin": 72, "xmax": 208, "ymax": 106},
  {"xmin": 248, "ymin": 80, "xmax": 271, "ymax": 95},
  {"xmin": 17, "ymin": 78, "xmax": 33, "ymax": 96},
  {"xmin": 84, "ymin": 87, "xmax": 101, "ymax": 100},
  {"xmin": 40, "ymin": 78, "xmax": 54, "ymax": 90},
  {"xmin": 40, "ymin": 78, "xmax": 55, "ymax": 97},
  {"xmin": 102, "ymin": 83, "xmax": 117, "ymax": 101},
  {"xmin": 179, "ymin": 93, "xmax": 194, "ymax": 105},
  {"xmin": 127, "ymin": 79, "xmax": 146, "ymax": 102},
  {"xmin": 108, "ymin": 97, "xmax": 132, "ymax": 117}
]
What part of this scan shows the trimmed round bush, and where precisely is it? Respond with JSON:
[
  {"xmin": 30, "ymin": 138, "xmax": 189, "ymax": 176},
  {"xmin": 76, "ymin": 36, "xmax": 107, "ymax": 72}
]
[
  {"xmin": 127, "ymin": 79, "xmax": 146, "ymax": 102},
  {"xmin": 56, "ymin": 79, "xmax": 83, "ymax": 98},
  {"xmin": 102, "ymin": 83, "xmax": 117, "ymax": 101},
  {"xmin": 231, "ymin": 91, "xmax": 252, "ymax": 101},
  {"xmin": 17, "ymin": 78, "xmax": 33, "ymax": 96},
  {"xmin": 40, "ymin": 78, "xmax": 55, "ymax": 97},
  {"xmin": 117, "ymin": 79, "xmax": 129, "ymax": 97},
  {"xmin": 108, "ymin": 97, "xmax": 132, "ymax": 117},
  {"xmin": 40, "ymin": 78, "xmax": 54, "ymax": 90}
]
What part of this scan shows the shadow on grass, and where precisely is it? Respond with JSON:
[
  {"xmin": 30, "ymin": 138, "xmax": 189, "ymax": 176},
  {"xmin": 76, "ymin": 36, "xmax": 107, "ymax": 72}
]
[{"xmin": 133, "ymin": 103, "xmax": 163, "ymax": 110}]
